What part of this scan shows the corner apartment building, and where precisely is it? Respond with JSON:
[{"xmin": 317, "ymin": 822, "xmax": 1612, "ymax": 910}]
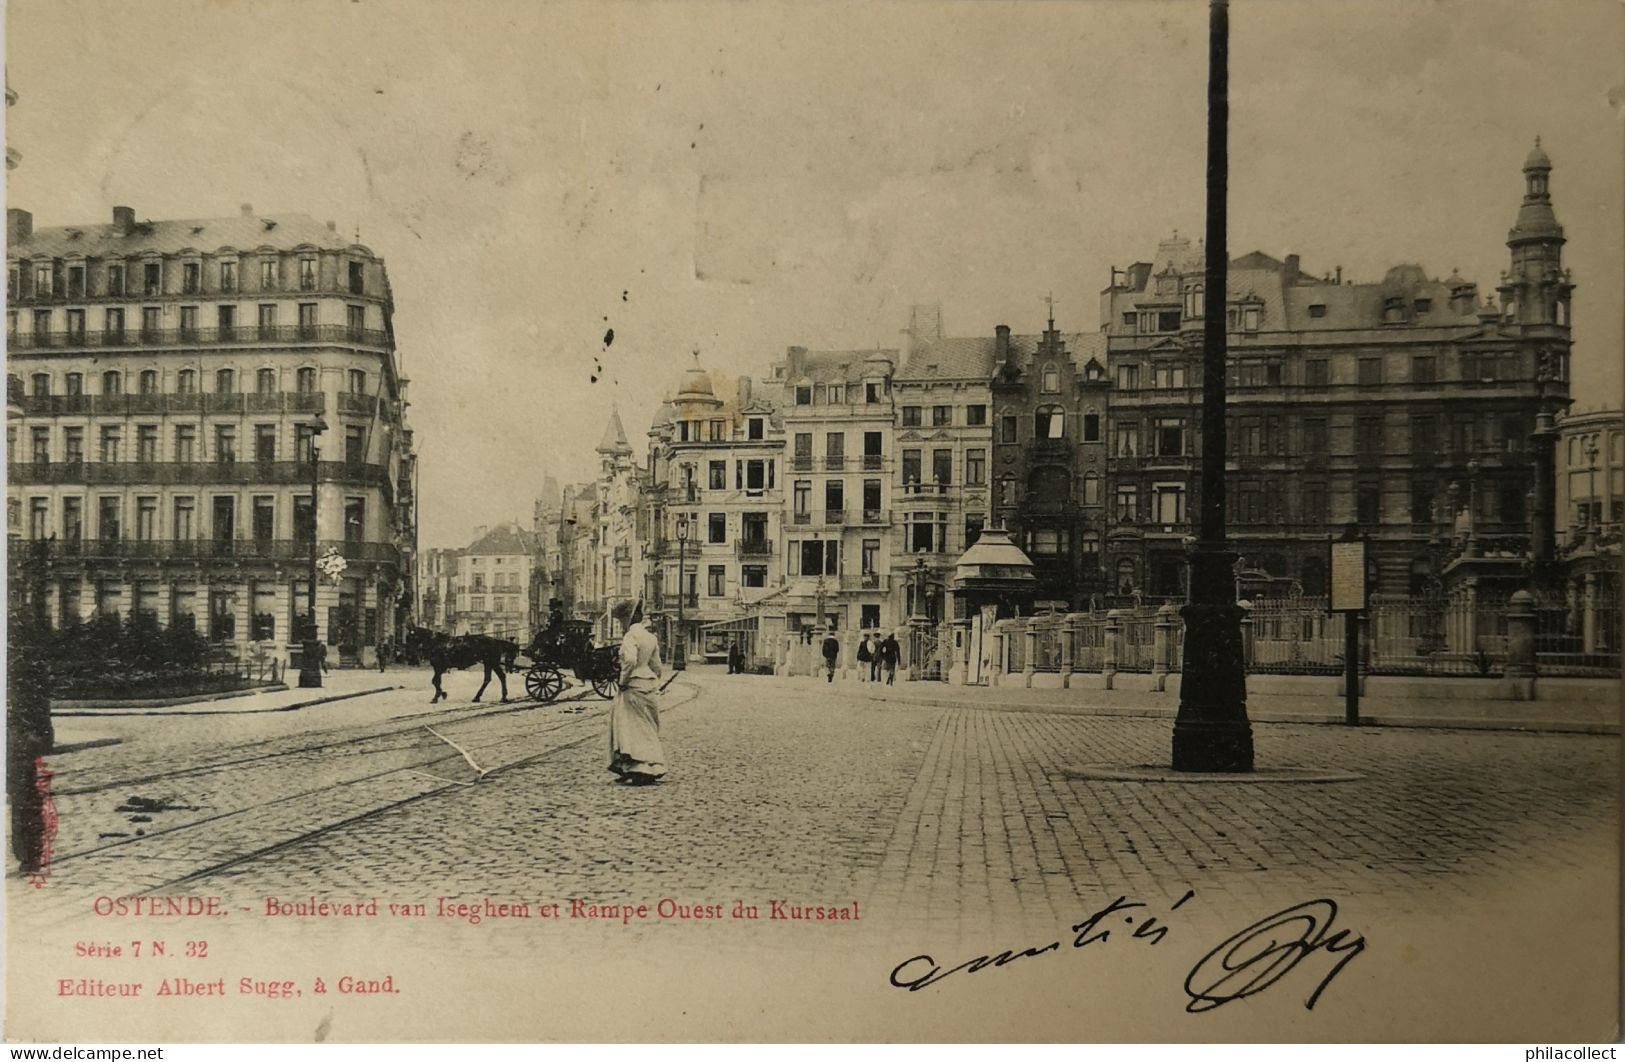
[
  {"xmin": 645, "ymin": 357, "xmax": 783, "ymax": 661},
  {"xmin": 1099, "ymin": 142, "xmax": 1573, "ymax": 600},
  {"xmin": 768, "ymin": 346, "xmax": 898, "ymax": 632},
  {"xmin": 6, "ymin": 204, "xmax": 418, "ymax": 665},
  {"xmin": 453, "ymin": 523, "xmax": 535, "ymax": 640}
]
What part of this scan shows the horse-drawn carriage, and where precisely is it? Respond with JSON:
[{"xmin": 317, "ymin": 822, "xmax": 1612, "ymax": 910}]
[
  {"xmin": 405, "ymin": 617, "xmax": 618, "ymax": 706},
  {"xmin": 521, "ymin": 618, "xmax": 619, "ymax": 703}
]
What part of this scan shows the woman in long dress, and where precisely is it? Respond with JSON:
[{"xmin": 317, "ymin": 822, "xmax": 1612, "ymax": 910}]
[{"xmin": 607, "ymin": 600, "xmax": 667, "ymax": 785}]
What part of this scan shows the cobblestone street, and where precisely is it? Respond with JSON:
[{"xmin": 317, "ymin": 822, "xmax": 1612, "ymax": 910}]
[{"xmin": 15, "ymin": 668, "xmax": 1619, "ymax": 945}]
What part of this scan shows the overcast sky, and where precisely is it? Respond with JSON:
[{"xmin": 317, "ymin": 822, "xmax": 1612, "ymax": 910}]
[{"xmin": 7, "ymin": 0, "xmax": 1622, "ymax": 550}]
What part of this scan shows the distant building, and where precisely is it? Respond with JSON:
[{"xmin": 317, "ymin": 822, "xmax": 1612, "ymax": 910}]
[
  {"xmin": 645, "ymin": 355, "xmax": 784, "ymax": 662},
  {"xmin": 591, "ymin": 406, "xmax": 644, "ymax": 639},
  {"xmin": 417, "ymin": 547, "xmax": 463, "ymax": 631},
  {"xmin": 452, "ymin": 523, "xmax": 535, "ymax": 640}
]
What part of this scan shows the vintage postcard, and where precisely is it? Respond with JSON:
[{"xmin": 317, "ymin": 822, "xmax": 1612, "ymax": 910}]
[{"xmin": 4, "ymin": 0, "xmax": 1622, "ymax": 1045}]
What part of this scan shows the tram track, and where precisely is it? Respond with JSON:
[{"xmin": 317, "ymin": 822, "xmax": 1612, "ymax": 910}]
[
  {"xmin": 53, "ymin": 685, "xmax": 603, "ymax": 798},
  {"xmin": 40, "ymin": 680, "xmax": 703, "ymax": 890}
]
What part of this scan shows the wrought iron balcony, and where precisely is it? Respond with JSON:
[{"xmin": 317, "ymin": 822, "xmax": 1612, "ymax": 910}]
[
  {"xmin": 736, "ymin": 538, "xmax": 773, "ymax": 557},
  {"xmin": 7, "ymin": 324, "xmax": 392, "ymax": 352},
  {"xmin": 823, "ymin": 509, "xmax": 846, "ymax": 526}
]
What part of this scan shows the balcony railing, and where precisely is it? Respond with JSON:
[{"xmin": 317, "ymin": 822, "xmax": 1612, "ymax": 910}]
[
  {"xmin": 824, "ymin": 456, "xmax": 847, "ymax": 471},
  {"xmin": 7, "ymin": 324, "xmax": 393, "ymax": 352},
  {"xmin": 862, "ymin": 454, "xmax": 884, "ymax": 470},
  {"xmin": 11, "ymin": 459, "xmax": 393, "ymax": 492},
  {"xmin": 736, "ymin": 539, "xmax": 773, "ymax": 557},
  {"xmin": 791, "ymin": 456, "xmax": 814, "ymax": 472},
  {"xmin": 900, "ymin": 481, "xmax": 952, "ymax": 499},
  {"xmin": 792, "ymin": 512, "xmax": 812, "ymax": 525},
  {"xmin": 21, "ymin": 392, "xmax": 327, "ymax": 417},
  {"xmin": 14, "ymin": 537, "xmax": 404, "ymax": 568},
  {"xmin": 859, "ymin": 508, "xmax": 887, "ymax": 525},
  {"xmin": 823, "ymin": 509, "xmax": 846, "ymax": 526}
]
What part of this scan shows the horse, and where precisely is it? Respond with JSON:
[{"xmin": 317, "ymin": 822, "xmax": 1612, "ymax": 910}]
[{"xmin": 414, "ymin": 627, "xmax": 519, "ymax": 704}]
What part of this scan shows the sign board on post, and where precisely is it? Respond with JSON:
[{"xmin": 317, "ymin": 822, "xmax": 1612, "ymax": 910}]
[{"xmin": 1329, "ymin": 537, "xmax": 1368, "ymax": 613}]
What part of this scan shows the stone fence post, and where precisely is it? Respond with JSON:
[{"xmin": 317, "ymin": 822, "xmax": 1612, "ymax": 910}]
[
  {"xmin": 1022, "ymin": 620, "xmax": 1038, "ymax": 688},
  {"xmin": 1504, "ymin": 589, "xmax": 1537, "ymax": 700},
  {"xmin": 989, "ymin": 621, "xmax": 1006, "ymax": 686},
  {"xmin": 1103, "ymin": 609, "xmax": 1121, "ymax": 690},
  {"xmin": 1059, "ymin": 613, "xmax": 1080, "ymax": 688},
  {"xmin": 1152, "ymin": 602, "xmax": 1176, "ymax": 691}
]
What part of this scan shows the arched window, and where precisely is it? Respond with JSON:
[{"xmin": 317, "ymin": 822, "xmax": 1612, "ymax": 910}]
[
  {"xmin": 257, "ymin": 368, "xmax": 277, "ymax": 394},
  {"xmin": 64, "ymin": 373, "xmax": 84, "ymax": 396},
  {"xmin": 30, "ymin": 372, "xmax": 49, "ymax": 397},
  {"xmin": 1115, "ymin": 558, "xmax": 1137, "ymax": 597},
  {"xmin": 296, "ymin": 367, "xmax": 316, "ymax": 394},
  {"xmin": 1041, "ymin": 364, "xmax": 1060, "ymax": 394},
  {"xmin": 176, "ymin": 369, "xmax": 197, "ymax": 394},
  {"xmin": 1083, "ymin": 472, "xmax": 1100, "ymax": 505},
  {"xmin": 215, "ymin": 368, "xmax": 235, "ymax": 394},
  {"xmin": 1035, "ymin": 404, "xmax": 1065, "ymax": 440},
  {"xmin": 139, "ymin": 370, "xmax": 158, "ymax": 395},
  {"xmin": 101, "ymin": 370, "xmax": 122, "ymax": 395}
]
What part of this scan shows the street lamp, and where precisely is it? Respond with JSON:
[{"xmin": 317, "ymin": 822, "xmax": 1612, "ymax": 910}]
[
  {"xmin": 1585, "ymin": 438, "xmax": 1601, "ymax": 532},
  {"xmin": 298, "ymin": 414, "xmax": 329, "ymax": 688},
  {"xmin": 673, "ymin": 512, "xmax": 688, "ymax": 671},
  {"xmin": 1172, "ymin": 0, "xmax": 1254, "ymax": 772}
]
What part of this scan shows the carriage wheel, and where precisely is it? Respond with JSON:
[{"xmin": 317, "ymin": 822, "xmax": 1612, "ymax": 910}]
[
  {"xmin": 591, "ymin": 675, "xmax": 618, "ymax": 700},
  {"xmin": 525, "ymin": 665, "xmax": 564, "ymax": 704}
]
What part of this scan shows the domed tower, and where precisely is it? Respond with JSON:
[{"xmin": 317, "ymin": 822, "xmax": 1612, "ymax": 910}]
[
  {"xmin": 1500, "ymin": 138, "xmax": 1575, "ymax": 329},
  {"xmin": 672, "ymin": 351, "xmax": 724, "ymax": 443}
]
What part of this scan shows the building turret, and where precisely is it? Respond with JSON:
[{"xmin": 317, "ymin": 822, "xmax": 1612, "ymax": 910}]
[{"xmin": 1501, "ymin": 137, "xmax": 1574, "ymax": 328}]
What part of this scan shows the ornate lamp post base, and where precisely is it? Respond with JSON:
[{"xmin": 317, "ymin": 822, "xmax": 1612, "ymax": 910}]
[
  {"xmin": 297, "ymin": 639, "xmax": 324, "ymax": 688},
  {"xmin": 1174, "ymin": 547, "xmax": 1253, "ymax": 772}
]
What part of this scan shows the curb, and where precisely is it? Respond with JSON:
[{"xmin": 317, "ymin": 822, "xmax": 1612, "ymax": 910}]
[
  {"xmin": 53, "ymin": 685, "xmax": 407, "ymax": 718},
  {"xmin": 774, "ymin": 681, "xmax": 1621, "ymax": 736},
  {"xmin": 52, "ymin": 683, "xmax": 288, "ymax": 710}
]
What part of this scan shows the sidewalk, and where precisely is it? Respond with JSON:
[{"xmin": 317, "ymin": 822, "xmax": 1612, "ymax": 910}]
[
  {"xmin": 52, "ymin": 667, "xmax": 407, "ymax": 717},
  {"xmin": 775, "ymin": 669, "xmax": 1622, "ymax": 733}
]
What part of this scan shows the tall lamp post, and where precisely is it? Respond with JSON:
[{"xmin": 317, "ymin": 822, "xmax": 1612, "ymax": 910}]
[
  {"xmin": 673, "ymin": 512, "xmax": 688, "ymax": 670},
  {"xmin": 1173, "ymin": 0, "xmax": 1254, "ymax": 771},
  {"xmin": 298, "ymin": 414, "xmax": 329, "ymax": 688}
]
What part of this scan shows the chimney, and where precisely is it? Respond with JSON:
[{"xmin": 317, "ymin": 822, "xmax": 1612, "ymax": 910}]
[
  {"xmin": 1285, "ymin": 254, "xmax": 1300, "ymax": 280},
  {"xmin": 326, "ymin": 220, "xmax": 337, "ymax": 233},
  {"xmin": 737, "ymin": 376, "xmax": 752, "ymax": 409},
  {"xmin": 1334, "ymin": 265, "xmax": 1343, "ymax": 285},
  {"xmin": 6, "ymin": 207, "xmax": 31, "ymax": 244},
  {"xmin": 995, "ymin": 324, "xmax": 1011, "ymax": 360},
  {"xmin": 112, "ymin": 205, "xmax": 135, "ymax": 234},
  {"xmin": 240, "ymin": 203, "xmax": 253, "ymax": 217}
]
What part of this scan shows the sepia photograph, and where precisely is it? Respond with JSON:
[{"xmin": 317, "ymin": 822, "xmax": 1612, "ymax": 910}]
[{"xmin": 4, "ymin": 0, "xmax": 1622, "ymax": 1045}]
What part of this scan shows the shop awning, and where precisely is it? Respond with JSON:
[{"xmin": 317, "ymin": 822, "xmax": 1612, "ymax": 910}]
[{"xmin": 699, "ymin": 615, "xmax": 760, "ymax": 634}]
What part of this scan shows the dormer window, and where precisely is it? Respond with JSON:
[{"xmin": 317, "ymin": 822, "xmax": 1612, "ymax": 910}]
[
  {"xmin": 182, "ymin": 262, "xmax": 201, "ymax": 294},
  {"xmin": 348, "ymin": 261, "xmax": 365, "ymax": 295},
  {"xmin": 865, "ymin": 381, "xmax": 882, "ymax": 403},
  {"xmin": 1241, "ymin": 305, "xmax": 1262, "ymax": 332},
  {"xmin": 1413, "ymin": 297, "xmax": 1431, "ymax": 315},
  {"xmin": 1381, "ymin": 296, "xmax": 1406, "ymax": 324},
  {"xmin": 795, "ymin": 384, "xmax": 812, "ymax": 405},
  {"xmin": 106, "ymin": 263, "xmax": 125, "ymax": 296},
  {"xmin": 828, "ymin": 384, "xmax": 844, "ymax": 405},
  {"xmin": 143, "ymin": 261, "xmax": 161, "ymax": 295},
  {"xmin": 66, "ymin": 265, "xmax": 85, "ymax": 298},
  {"xmin": 748, "ymin": 418, "xmax": 764, "ymax": 440},
  {"xmin": 260, "ymin": 257, "xmax": 278, "ymax": 291},
  {"xmin": 299, "ymin": 257, "xmax": 317, "ymax": 291},
  {"xmin": 220, "ymin": 260, "xmax": 239, "ymax": 293}
]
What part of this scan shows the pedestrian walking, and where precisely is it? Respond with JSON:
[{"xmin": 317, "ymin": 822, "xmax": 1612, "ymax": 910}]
[
  {"xmin": 608, "ymin": 599, "xmax": 667, "ymax": 786},
  {"xmin": 377, "ymin": 639, "xmax": 390, "ymax": 673},
  {"xmin": 864, "ymin": 632, "xmax": 881, "ymax": 682},
  {"xmin": 821, "ymin": 631, "xmax": 840, "ymax": 682},
  {"xmin": 727, "ymin": 639, "xmax": 743, "ymax": 675},
  {"xmin": 855, "ymin": 633, "xmax": 873, "ymax": 683},
  {"xmin": 880, "ymin": 633, "xmax": 899, "ymax": 685}
]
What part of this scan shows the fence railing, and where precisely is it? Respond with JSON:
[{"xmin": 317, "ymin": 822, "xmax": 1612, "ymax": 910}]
[{"xmin": 973, "ymin": 587, "xmax": 1620, "ymax": 681}]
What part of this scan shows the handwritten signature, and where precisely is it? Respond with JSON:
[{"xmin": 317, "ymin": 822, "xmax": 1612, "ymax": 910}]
[{"xmin": 888, "ymin": 893, "xmax": 1366, "ymax": 1014}]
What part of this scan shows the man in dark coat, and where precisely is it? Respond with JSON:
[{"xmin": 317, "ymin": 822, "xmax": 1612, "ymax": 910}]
[
  {"xmin": 726, "ymin": 640, "xmax": 743, "ymax": 675},
  {"xmin": 880, "ymin": 633, "xmax": 900, "ymax": 685},
  {"xmin": 820, "ymin": 631, "xmax": 840, "ymax": 682}
]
